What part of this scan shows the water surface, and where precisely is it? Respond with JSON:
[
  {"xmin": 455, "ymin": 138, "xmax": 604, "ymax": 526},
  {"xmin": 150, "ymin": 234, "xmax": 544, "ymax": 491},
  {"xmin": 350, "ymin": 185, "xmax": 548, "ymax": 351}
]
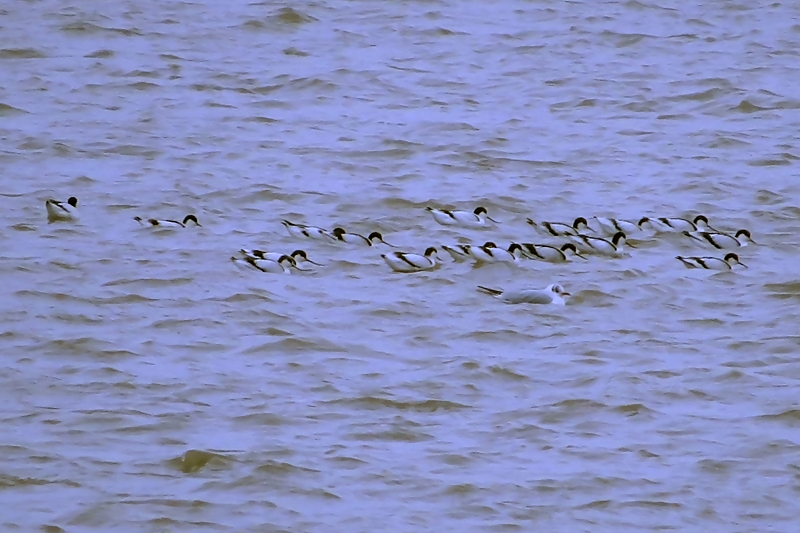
[{"xmin": 2, "ymin": 0, "xmax": 800, "ymax": 531}]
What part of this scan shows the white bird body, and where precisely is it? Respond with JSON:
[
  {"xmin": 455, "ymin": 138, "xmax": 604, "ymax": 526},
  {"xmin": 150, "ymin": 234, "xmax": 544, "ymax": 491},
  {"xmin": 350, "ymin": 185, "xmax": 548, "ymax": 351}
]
[
  {"xmin": 527, "ymin": 217, "xmax": 593, "ymax": 238},
  {"xmin": 465, "ymin": 242, "xmax": 523, "ymax": 264},
  {"xmin": 570, "ymin": 231, "xmax": 631, "ymax": 256},
  {"xmin": 591, "ymin": 217, "xmax": 641, "ymax": 237},
  {"xmin": 331, "ymin": 228, "xmax": 394, "ymax": 246},
  {"xmin": 45, "ymin": 197, "xmax": 78, "ymax": 222},
  {"xmin": 240, "ymin": 249, "xmax": 322, "ymax": 266},
  {"xmin": 639, "ymin": 215, "xmax": 715, "ymax": 233},
  {"xmin": 382, "ymin": 247, "xmax": 440, "ymax": 273},
  {"xmin": 282, "ymin": 220, "xmax": 335, "ymax": 240},
  {"xmin": 231, "ymin": 254, "xmax": 299, "ymax": 274},
  {"xmin": 441, "ymin": 244, "xmax": 473, "ymax": 262},
  {"xmin": 683, "ymin": 229, "xmax": 754, "ymax": 249},
  {"xmin": 477, "ymin": 283, "xmax": 570, "ymax": 305},
  {"xmin": 135, "ymin": 214, "xmax": 201, "ymax": 227},
  {"xmin": 426, "ymin": 206, "xmax": 497, "ymax": 228},
  {"xmin": 676, "ymin": 253, "xmax": 748, "ymax": 271},
  {"xmin": 519, "ymin": 243, "xmax": 586, "ymax": 263}
]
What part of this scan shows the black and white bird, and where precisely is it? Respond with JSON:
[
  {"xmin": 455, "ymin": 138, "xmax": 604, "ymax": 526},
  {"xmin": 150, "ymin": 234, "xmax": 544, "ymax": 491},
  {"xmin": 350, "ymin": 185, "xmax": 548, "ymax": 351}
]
[
  {"xmin": 591, "ymin": 216, "xmax": 642, "ymax": 237},
  {"xmin": 441, "ymin": 242, "xmax": 494, "ymax": 263},
  {"xmin": 331, "ymin": 228, "xmax": 394, "ymax": 246},
  {"xmin": 518, "ymin": 243, "xmax": 586, "ymax": 263},
  {"xmin": 426, "ymin": 206, "xmax": 498, "ymax": 228},
  {"xmin": 464, "ymin": 242, "xmax": 524, "ymax": 264},
  {"xmin": 239, "ymin": 249, "xmax": 322, "ymax": 266},
  {"xmin": 282, "ymin": 220, "xmax": 335, "ymax": 240},
  {"xmin": 676, "ymin": 253, "xmax": 748, "ymax": 271},
  {"xmin": 231, "ymin": 254, "xmax": 307, "ymax": 274},
  {"xmin": 569, "ymin": 231, "xmax": 633, "ymax": 256},
  {"xmin": 134, "ymin": 214, "xmax": 201, "ymax": 227},
  {"xmin": 45, "ymin": 197, "xmax": 78, "ymax": 222},
  {"xmin": 527, "ymin": 217, "xmax": 594, "ymax": 238},
  {"xmin": 638, "ymin": 215, "xmax": 716, "ymax": 233},
  {"xmin": 682, "ymin": 229, "xmax": 755, "ymax": 249},
  {"xmin": 382, "ymin": 247, "xmax": 441, "ymax": 273}
]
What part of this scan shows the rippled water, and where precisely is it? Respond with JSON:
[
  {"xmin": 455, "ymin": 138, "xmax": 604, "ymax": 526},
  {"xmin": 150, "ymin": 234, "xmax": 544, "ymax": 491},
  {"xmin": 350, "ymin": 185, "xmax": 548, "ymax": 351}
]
[{"xmin": 3, "ymin": 0, "xmax": 800, "ymax": 530}]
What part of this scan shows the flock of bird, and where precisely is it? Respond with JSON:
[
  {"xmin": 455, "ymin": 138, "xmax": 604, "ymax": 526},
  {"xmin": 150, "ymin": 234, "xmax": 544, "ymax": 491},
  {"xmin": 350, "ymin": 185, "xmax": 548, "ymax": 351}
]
[{"xmin": 45, "ymin": 197, "xmax": 756, "ymax": 306}]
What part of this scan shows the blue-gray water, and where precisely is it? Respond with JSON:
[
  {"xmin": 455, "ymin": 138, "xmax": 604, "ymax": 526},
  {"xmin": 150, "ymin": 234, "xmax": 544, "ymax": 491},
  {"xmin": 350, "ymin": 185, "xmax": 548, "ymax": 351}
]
[{"xmin": 3, "ymin": 0, "xmax": 800, "ymax": 531}]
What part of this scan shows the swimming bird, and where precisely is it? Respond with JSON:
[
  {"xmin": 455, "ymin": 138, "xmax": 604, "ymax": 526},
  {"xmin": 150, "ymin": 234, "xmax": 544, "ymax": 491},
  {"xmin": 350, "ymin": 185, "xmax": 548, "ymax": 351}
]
[
  {"xmin": 134, "ymin": 214, "xmax": 201, "ymax": 227},
  {"xmin": 441, "ymin": 241, "xmax": 500, "ymax": 263},
  {"xmin": 45, "ymin": 197, "xmax": 78, "ymax": 222},
  {"xmin": 331, "ymin": 228, "xmax": 395, "ymax": 246},
  {"xmin": 477, "ymin": 283, "xmax": 570, "ymax": 305},
  {"xmin": 426, "ymin": 206, "xmax": 497, "ymax": 228},
  {"xmin": 569, "ymin": 231, "xmax": 633, "ymax": 256},
  {"xmin": 441, "ymin": 244, "xmax": 474, "ymax": 262},
  {"xmin": 676, "ymin": 253, "xmax": 748, "ymax": 271},
  {"xmin": 282, "ymin": 220, "xmax": 336, "ymax": 240},
  {"xmin": 591, "ymin": 216, "xmax": 642, "ymax": 237},
  {"xmin": 682, "ymin": 229, "xmax": 754, "ymax": 249},
  {"xmin": 240, "ymin": 249, "xmax": 322, "ymax": 266},
  {"xmin": 526, "ymin": 217, "xmax": 594, "ymax": 238},
  {"xmin": 230, "ymin": 254, "xmax": 306, "ymax": 274},
  {"xmin": 465, "ymin": 242, "xmax": 524, "ymax": 263},
  {"xmin": 519, "ymin": 243, "xmax": 587, "ymax": 263},
  {"xmin": 382, "ymin": 247, "xmax": 441, "ymax": 273},
  {"xmin": 638, "ymin": 215, "xmax": 716, "ymax": 233}
]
